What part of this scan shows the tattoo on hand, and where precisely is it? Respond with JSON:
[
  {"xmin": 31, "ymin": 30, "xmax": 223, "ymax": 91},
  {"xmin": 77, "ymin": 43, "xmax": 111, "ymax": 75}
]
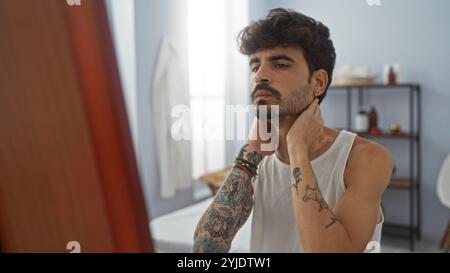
[
  {"xmin": 291, "ymin": 167, "xmax": 302, "ymax": 195},
  {"xmin": 237, "ymin": 144, "xmax": 263, "ymax": 167},
  {"xmin": 238, "ymin": 144, "xmax": 249, "ymax": 159},
  {"xmin": 245, "ymin": 151, "xmax": 263, "ymax": 166}
]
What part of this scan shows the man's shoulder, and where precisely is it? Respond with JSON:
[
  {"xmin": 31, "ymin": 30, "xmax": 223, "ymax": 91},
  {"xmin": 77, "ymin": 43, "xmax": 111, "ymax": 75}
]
[
  {"xmin": 328, "ymin": 127, "xmax": 391, "ymax": 166},
  {"xmin": 344, "ymin": 134, "xmax": 393, "ymax": 189},
  {"xmin": 349, "ymin": 135, "xmax": 392, "ymax": 163}
]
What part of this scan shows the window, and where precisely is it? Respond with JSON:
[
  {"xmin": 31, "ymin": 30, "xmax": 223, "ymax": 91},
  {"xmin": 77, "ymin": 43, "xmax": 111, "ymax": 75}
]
[{"xmin": 188, "ymin": 0, "xmax": 249, "ymax": 199}]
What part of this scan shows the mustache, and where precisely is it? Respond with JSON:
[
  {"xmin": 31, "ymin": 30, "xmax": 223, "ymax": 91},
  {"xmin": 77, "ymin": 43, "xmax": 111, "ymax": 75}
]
[{"xmin": 251, "ymin": 83, "xmax": 282, "ymax": 101}]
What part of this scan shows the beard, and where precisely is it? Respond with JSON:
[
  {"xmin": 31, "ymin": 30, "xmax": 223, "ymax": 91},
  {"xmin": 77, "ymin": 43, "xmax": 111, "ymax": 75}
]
[
  {"xmin": 255, "ymin": 83, "xmax": 314, "ymax": 121},
  {"xmin": 278, "ymin": 84, "xmax": 314, "ymax": 117}
]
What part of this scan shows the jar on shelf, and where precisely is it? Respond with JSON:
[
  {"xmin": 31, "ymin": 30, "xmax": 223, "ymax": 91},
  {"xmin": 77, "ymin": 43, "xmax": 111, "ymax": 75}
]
[{"xmin": 355, "ymin": 109, "xmax": 369, "ymax": 132}]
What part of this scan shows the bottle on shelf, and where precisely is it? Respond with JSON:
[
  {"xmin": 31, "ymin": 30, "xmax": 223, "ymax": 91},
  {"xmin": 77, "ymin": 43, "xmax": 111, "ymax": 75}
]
[
  {"xmin": 388, "ymin": 66, "xmax": 397, "ymax": 85},
  {"xmin": 369, "ymin": 107, "xmax": 382, "ymax": 135}
]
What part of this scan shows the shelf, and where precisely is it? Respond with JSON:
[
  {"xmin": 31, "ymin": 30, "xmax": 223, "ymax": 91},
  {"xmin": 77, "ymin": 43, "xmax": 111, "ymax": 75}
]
[
  {"xmin": 382, "ymin": 223, "xmax": 419, "ymax": 238},
  {"xmin": 389, "ymin": 178, "xmax": 415, "ymax": 189},
  {"xmin": 329, "ymin": 83, "xmax": 420, "ymax": 90},
  {"xmin": 330, "ymin": 82, "xmax": 421, "ymax": 250},
  {"xmin": 357, "ymin": 131, "xmax": 418, "ymax": 140},
  {"xmin": 337, "ymin": 129, "xmax": 418, "ymax": 140}
]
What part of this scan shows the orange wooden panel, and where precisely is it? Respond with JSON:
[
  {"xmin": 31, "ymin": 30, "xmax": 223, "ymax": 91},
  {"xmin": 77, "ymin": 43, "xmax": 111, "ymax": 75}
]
[{"xmin": 0, "ymin": 0, "xmax": 153, "ymax": 252}]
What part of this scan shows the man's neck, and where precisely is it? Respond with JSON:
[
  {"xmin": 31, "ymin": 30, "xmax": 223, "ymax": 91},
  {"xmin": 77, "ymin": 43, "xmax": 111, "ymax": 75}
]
[{"xmin": 275, "ymin": 116, "xmax": 336, "ymax": 165}]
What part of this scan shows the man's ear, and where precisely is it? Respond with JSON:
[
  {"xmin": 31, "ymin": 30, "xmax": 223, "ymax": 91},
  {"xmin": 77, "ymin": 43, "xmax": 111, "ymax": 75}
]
[{"xmin": 311, "ymin": 69, "xmax": 329, "ymax": 98}]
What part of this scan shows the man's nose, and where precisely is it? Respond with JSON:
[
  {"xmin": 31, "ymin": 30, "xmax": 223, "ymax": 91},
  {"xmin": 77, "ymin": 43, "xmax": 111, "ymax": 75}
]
[{"xmin": 254, "ymin": 66, "xmax": 272, "ymax": 84}]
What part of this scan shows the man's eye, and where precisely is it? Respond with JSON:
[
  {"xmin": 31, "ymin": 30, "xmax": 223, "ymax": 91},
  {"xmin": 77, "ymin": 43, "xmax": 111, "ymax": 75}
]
[
  {"xmin": 275, "ymin": 63, "xmax": 289, "ymax": 69},
  {"xmin": 251, "ymin": 66, "xmax": 259, "ymax": 72}
]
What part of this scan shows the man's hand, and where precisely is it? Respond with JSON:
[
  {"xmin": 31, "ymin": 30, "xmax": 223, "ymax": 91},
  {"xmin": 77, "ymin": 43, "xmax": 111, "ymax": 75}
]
[
  {"xmin": 246, "ymin": 117, "xmax": 278, "ymax": 157},
  {"xmin": 286, "ymin": 99, "xmax": 324, "ymax": 155}
]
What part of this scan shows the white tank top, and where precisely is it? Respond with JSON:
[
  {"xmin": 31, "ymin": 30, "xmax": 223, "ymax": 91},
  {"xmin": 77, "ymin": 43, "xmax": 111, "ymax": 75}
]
[{"xmin": 249, "ymin": 130, "xmax": 383, "ymax": 252}]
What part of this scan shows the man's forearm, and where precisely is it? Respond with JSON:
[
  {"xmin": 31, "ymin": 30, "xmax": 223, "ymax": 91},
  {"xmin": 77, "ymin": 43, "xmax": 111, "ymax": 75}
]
[
  {"xmin": 193, "ymin": 145, "xmax": 263, "ymax": 252},
  {"xmin": 289, "ymin": 149, "xmax": 354, "ymax": 252}
]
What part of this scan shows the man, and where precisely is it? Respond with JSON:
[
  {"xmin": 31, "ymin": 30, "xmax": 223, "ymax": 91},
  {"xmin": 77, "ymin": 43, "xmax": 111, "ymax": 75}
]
[{"xmin": 193, "ymin": 8, "xmax": 393, "ymax": 253}]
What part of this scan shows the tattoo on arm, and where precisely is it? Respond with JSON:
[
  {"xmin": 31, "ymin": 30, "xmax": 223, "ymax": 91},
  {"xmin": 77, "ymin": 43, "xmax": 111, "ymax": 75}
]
[
  {"xmin": 303, "ymin": 185, "xmax": 328, "ymax": 212},
  {"xmin": 193, "ymin": 145, "xmax": 263, "ymax": 252},
  {"xmin": 302, "ymin": 183, "xmax": 338, "ymax": 229},
  {"xmin": 192, "ymin": 237, "xmax": 225, "ymax": 253},
  {"xmin": 291, "ymin": 167, "xmax": 302, "ymax": 195}
]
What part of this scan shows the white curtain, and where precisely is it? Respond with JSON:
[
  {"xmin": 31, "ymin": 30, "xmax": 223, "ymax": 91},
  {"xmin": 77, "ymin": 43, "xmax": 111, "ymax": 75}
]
[
  {"xmin": 153, "ymin": 36, "xmax": 193, "ymax": 199},
  {"xmin": 188, "ymin": 0, "xmax": 250, "ymax": 180},
  {"xmin": 224, "ymin": 0, "xmax": 251, "ymax": 163}
]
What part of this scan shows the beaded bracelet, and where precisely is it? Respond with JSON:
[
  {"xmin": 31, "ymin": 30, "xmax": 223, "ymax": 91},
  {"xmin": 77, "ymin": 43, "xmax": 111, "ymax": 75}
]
[
  {"xmin": 235, "ymin": 159, "xmax": 257, "ymax": 174},
  {"xmin": 235, "ymin": 157, "xmax": 257, "ymax": 170},
  {"xmin": 233, "ymin": 158, "xmax": 258, "ymax": 177}
]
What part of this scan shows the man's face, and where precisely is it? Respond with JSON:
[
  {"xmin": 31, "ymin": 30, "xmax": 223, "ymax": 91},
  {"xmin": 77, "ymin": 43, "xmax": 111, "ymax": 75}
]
[{"xmin": 250, "ymin": 46, "xmax": 315, "ymax": 118}]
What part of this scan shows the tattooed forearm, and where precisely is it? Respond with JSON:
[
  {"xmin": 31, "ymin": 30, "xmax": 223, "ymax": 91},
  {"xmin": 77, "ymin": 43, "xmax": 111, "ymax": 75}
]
[
  {"xmin": 192, "ymin": 237, "xmax": 226, "ymax": 253},
  {"xmin": 302, "ymin": 183, "xmax": 337, "ymax": 229},
  {"xmin": 194, "ymin": 167, "xmax": 252, "ymax": 252},
  {"xmin": 291, "ymin": 167, "xmax": 302, "ymax": 195},
  {"xmin": 193, "ymin": 145, "xmax": 263, "ymax": 252}
]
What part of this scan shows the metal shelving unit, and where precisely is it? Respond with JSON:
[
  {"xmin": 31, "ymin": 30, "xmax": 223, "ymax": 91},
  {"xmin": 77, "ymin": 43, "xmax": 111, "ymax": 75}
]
[{"xmin": 329, "ymin": 83, "xmax": 421, "ymax": 251}]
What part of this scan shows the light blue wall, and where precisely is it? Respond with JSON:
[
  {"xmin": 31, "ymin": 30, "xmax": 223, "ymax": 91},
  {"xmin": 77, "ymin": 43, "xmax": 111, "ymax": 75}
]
[
  {"xmin": 250, "ymin": 0, "xmax": 450, "ymax": 240},
  {"xmin": 135, "ymin": 0, "xmax": 195, "ymax": 219},
  {"xmin": 131, "ymin": 0, "xmax": 450, "ymax": 237}
]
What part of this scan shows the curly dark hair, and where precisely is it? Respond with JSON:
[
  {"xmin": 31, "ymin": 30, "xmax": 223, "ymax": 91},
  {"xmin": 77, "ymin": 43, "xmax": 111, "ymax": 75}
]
[{"xmin": 238, "ymin": 8, "xmax": 336, "ymax": 104}]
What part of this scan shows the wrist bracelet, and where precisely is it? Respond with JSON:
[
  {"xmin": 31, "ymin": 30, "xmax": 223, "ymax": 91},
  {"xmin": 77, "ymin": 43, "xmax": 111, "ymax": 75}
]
[
  {"xmin": 233, "ymin": 158, "xmax": 258, "ymax": 177},
  {"xmin": 233, "ymin": 162, "xmax": 254, "ymax": 177},
  {"xmin": 236, "ymin": 157, "xmax": 258, "ymax": 170}
]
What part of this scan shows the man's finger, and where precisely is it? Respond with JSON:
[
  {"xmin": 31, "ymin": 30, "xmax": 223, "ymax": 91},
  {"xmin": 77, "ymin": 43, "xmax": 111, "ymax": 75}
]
[
  {"xmin": 306, "ymin": 98, "xmax": 318, "ymax": 113},
  {"xmin": 313, "ymin": 99, "xmax": 320, "ymax": 114},
  {"xmin": 310, "ymin": 98, "xmax": 319, "ymax": 114},
  {"xmin": 314, "ymin": 102, "xmax": 322, "ymax": 116}
]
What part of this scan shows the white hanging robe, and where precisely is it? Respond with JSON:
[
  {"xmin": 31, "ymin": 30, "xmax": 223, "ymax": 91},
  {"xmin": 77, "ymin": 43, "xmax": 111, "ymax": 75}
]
[{"xmin": 152, "ymin": 36, "xmax": 192, "ymax": 198}]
